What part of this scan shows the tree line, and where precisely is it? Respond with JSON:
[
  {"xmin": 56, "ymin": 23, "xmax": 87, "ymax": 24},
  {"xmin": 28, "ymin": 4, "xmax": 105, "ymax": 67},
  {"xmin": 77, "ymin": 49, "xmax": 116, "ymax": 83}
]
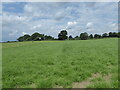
[{"xmin": 17, "ymin": 30, "xmax": 120, "ymax": 41}]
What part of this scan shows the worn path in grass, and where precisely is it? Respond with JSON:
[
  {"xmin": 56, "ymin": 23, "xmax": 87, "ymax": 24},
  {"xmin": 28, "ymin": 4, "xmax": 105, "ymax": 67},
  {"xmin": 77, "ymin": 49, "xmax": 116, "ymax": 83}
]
[{"xmin": 72, "ymin": 73, "xmax": 112, "ymax": 88}]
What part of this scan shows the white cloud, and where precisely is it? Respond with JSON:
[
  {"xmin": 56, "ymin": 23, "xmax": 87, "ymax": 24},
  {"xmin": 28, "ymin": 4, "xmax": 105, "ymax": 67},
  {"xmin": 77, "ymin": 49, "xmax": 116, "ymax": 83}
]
[
  {"xmin": 22, "ymin": 32, "xmax": 27, "ymax": 35},
  {"xmin": 86, "ymin": 22, "xmax": 93, "ymax": 28},
  {"xmin": 2, "ymin": 2, "xmax": 118, "ymax": 41},
  {"xmin": 54, "ymin": 11, "xmax": 66, "ymax": 20},
  {"xmin": 86, "ymin": 22, "xmax": 94, "ymax": 31},
  {"xmin": 109, "ymin": 23, "xmax": 118, "ymax": 31},
  {"xmin": 111, "ymin": 23, "xmax": 117, "ymax": 27},
  {"xmin": 68, "ymin": 21, "xmax": 77, "ymax": 26},
  {"xmin": 66, "ymin": 21, "xmax": 77, "ymax": 30},
  {"xmin": 31, "ymin": 24, "xmax": 42, "ymax": 30},
  {"xmin": 24, "ymin": 4, "xmax": 33, "ymax": 13},
  {"xmin": 9, "ymin": 30, "xmax": 18, "ymax": 36},
  {"xmin": 0, "ymin": 3, "xmax": 2, "ymax": 14},
  {"xmin": 2, "ymin": 13, "xmax": 29, "ymax": 26}
]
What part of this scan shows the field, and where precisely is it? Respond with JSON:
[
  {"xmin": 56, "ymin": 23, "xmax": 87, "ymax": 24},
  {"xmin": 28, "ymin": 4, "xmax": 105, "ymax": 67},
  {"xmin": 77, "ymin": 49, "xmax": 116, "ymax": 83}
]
[{"xmin": 2, "ymin": 38, "xmax": 118, "ymax": 88}]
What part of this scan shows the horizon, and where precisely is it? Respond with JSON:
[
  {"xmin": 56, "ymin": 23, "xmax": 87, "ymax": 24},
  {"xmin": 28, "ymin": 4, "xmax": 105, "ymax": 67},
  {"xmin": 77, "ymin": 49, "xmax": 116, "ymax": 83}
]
[{"xmin": 1, "ymin": 2, "xmax": 118, "ymax": 42}]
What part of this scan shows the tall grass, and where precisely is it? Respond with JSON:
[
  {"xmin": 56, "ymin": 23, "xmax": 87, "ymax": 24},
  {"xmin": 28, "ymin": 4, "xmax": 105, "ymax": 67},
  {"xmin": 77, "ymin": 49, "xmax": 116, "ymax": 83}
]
[{"xmin": 2, "ymin": 38, "xmax": 118, "ymax": 88}]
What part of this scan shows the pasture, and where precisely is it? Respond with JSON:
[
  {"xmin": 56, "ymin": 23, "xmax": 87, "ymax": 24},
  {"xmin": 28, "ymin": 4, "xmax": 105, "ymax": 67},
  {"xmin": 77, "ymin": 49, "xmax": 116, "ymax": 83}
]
[{"xmin": 2, "ymin": 38, "xmax": 118, "ymax": 88}]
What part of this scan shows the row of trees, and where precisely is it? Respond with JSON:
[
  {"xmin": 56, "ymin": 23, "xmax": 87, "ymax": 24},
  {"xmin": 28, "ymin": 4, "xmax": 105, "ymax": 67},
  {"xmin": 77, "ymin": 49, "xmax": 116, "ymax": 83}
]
[
  {"xmin": 58, "ymin": 30, "xmax": 120, "ymax": 40},
  {"xmin": 17, "ymin": 31, "xmax": 120, "ymax": 41},
  {"xmin": 17, "ymin": 33, "xmax": 54, "ymax": 42}
]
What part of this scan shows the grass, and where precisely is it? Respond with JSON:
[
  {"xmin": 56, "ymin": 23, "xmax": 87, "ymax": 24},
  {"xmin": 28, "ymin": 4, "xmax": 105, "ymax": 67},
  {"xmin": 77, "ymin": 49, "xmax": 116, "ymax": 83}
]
[
  {"xmin": 2, "ymin": 38, "xmax": 118, "ymax": 88},
  {"xmin": 87, "ymin": 73, "xmax": 118, "ymax": 88},
  {"xmin": 0, "ymin": 43, "xmax": 2, "ymax": 89}
]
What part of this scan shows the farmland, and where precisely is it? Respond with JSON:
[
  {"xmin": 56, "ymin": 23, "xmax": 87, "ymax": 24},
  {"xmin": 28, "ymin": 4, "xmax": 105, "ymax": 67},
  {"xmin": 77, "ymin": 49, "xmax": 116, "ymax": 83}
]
[{"xmin": 2, "ymin": 38, "xmax": 118, "ymax": 88}]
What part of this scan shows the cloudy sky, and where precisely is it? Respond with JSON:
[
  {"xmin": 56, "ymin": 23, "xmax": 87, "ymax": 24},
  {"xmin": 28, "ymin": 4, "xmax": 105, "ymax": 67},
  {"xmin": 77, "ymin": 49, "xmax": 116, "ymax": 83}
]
[{"xmin": 2, "ymin": 2, "xmax": 118, "ymax": 41}]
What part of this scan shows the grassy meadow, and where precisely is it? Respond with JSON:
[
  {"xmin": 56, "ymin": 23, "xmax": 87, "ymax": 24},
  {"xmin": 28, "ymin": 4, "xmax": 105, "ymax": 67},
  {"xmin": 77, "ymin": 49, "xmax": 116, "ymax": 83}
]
[{"xmin": 2, "ymin": 38, "xmax": 118, "ymax": 88}]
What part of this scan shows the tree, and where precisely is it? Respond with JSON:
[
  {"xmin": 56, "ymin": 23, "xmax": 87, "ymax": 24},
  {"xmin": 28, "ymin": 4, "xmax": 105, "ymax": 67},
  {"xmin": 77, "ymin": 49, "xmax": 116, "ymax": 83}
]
[
  {"xmin": 26, "ymin": 37, "xmax": 32, "ymax": 41},
  {"xmin": 80, "ymin": 32, "xmax": 88, "ymax": 40},
  {"xmin": 44, "ymin": 35, "xmax": 54, "ymax": 40},
  {"xmin": 89, "ymin": 34, "xmax": 93, "ymax": 39},
  {"xmin": 58, "ymin": 30, "xmax": 68, "ymax": 40},
  {"xmin": 69, "ymin": 35, "xmax": 73, "ymax": 40},
  {"xmin": 118, "ymin": 32, "xmax": 120, "ymax": 38},
  {"xmin": 17, "ymin": 36, "xmax": 24, "ymax": 42},
  {"xmin": 94, "ymin": 34, "xmax": 101, "ymax": 39},
  {"xmin": 109, "ymin": 32, "xmax": 118, "ymax": 37},
  {"xmin": 109, "ymin": 32, "xmax": 113, "ymax": 37},
  {"xmin": 23, "ymin": 34, "xmax": 31, "ymax": 41},
  {"xmin": 74, "ymin": 36, "xmax": 79, "ymax": 40},
  {"xmin": 31, "ymin": 32, "xmax": 44, "ymax": 41},
  {"xmin": 102, "ymin": 33, "xmax": 108, "ymax": 38},
  {"xmin": 112, "ymin": 32, "xmax": 118, "ymax": 37},
  {"xmin": 17, "ymin": 34, "xmax": 31, "ymax": 41},
  {"xmin": 40, "ymin": 34, "xmax": 45, "ymax": 40}
]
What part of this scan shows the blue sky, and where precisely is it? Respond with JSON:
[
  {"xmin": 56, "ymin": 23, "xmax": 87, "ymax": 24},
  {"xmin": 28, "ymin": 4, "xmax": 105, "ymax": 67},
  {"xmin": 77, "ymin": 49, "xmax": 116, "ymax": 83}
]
[{"xmin": 2, "ymin": 2, "xmax": 118, "ymax": 41}]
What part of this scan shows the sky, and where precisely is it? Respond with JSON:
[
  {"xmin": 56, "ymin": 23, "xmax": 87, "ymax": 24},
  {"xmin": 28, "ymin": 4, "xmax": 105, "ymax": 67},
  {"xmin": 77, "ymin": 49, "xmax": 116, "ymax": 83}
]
[{"xmin": 1, "ymin": 2, "xmax": 118, "ymax": 41}]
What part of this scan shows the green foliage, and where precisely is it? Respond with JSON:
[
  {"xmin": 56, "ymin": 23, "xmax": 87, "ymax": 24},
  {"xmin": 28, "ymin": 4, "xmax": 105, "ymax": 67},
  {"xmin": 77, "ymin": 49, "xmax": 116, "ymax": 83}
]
[
  {"xmin": 17, "ymin": 32, "xmax": 53, "ymax": 42},
  {"xmin": 89, "ymin": 34, "xmax": 94, "ymax": 39},
  {"xmin": 109, "ymin": 32, "xmax": 119, "ymax": 37},
  {"xmin": 87, "ymin": 81, "xmax": 111, "ymax": 88},
  {"xmin": 102, "ymin": 33, "xmax": 108, "ymax": 38},
  {"xmin": 69, "ymin": 35, "xmax": 73, "ymax": 40},
  {"xmin": 17, "ymin": 34, "xmax": 31, "ymax": 42},
  {"xmin": 94, "ymin": 34, "xmax": 101, "ymax": 39},
  {"xmin": 2, "ymin": 38, "xmax": 118, "ymax": 88},
  {"xmin": 74, "ymin": 36, "xmax": 80, "ymax": 40},
  {"xmin": 80, "ymin": 32, "xmax": 88, "ymax": 40},
  {"xmin": 17, "ymin": 32, "xmax": 120, "ymax": 42},
  {"xmin": 58, "ymin": 30, "xmax": 68, "ymax": 40},
  {"xmin": 44, "ymin": 35, "xmax": 54, "ymax": 40},
  {"xmin": 17, "ymin": 36, "xmax": 24, "ymax": 42},
  {"xmin": 31, "ymin": 32, "xmax": 44, "ymax": 41}
]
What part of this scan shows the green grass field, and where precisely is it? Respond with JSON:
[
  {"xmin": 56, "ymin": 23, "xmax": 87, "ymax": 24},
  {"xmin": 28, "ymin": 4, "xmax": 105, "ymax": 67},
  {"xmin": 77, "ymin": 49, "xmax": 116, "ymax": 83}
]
[{"xmin": 2, "ymin": 38, "xmax": 118, "ymax": 88}]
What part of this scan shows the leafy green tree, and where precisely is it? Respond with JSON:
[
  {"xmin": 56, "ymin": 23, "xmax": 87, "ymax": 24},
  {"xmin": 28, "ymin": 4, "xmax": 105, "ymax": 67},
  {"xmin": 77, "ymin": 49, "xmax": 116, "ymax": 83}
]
[
  {"xmin": 102, "ymin": 33, "xmax": 108, "ymax": 38},
  {"xmin": 31, "ymin": 32, "xmax": 44, "ymax": 41},
  {"xmin": 94, "ymin": 34, "xmax": 101, "ymax": 39},
  {"xmin": 80, "ymin": 32, "xmax": 88, "ymax": 40},
  {"xmin": 69, "ymin": 35, "xmax": 73, "ymax": 40},
  {"xmin": 89, "ymin": 34, "xmax": 93, "ymax": 39},
  {"xmin": 17, "ymin": 36, "xmax": 24, "ymax": 42},
  {"xmin": 24, "ymin": 34, "xmax": 31, "ymax": 41},
  {"xmin": 58, "ymin": 30, "xmax": 68, "ymax": 40},
  {"xmin": 31, "ymin": 32, "xmax": 40, "ymax": 41},
  {"xmin": 17, "ymin": 34, "xmax": 31, "ymax": 41},
  {"xmin": 108, "ymin": 32, "xmax": 118, "ymax": 37},
  {"xmin": 44, "ymin": 35, "xmax": 54, "ymax": 40},
  {"xmin": 118, "ymin": 32, "xmax": 120, "ymax": 38},
  {"xmin": 40, "ymin": 34, "xmax": 45, "ymax": 40},
  {"xmin": 74, "ymin": 36, "xmax": 79, "ymax": 40},
  {"xmin": 109, "ymin": 32, "xmax": 113, "ymax": 37},
  {"xmin": 112, "ymin": 32, "xmax": 118, "ymax": 37},
  {"xmin": 26, "ymin": 37, "xmax": 32, "ymax": 41}
]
